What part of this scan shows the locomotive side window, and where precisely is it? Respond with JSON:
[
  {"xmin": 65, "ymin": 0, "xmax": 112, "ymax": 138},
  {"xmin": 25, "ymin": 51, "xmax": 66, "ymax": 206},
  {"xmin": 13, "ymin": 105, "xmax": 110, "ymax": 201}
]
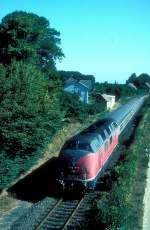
[
  {"xmin": 104, "ymin": 129, "xmax": 109, "ymax": 138},
  {"xmin": 101, "ymin": 150, "xmax": 105, "ymax": 159},
  {"xmin": 112, "ymin": 122, "xmax": 118, "ymax": 128},
  {"xmin": 110, "ymin": 136, "xmax": 112, "ymax": 144},
  {"xmin": 106, "ymin": 126, "xmax": 111, "ymax": 135},
  {"xmin": 100, "ymin": 131, "xmax": 106, "ymax": 141},
  {"xmin": 111, "ymin": 124, "xmax": 114, "ymax": 130},
  {"xmin": 96, "ymin": 134, "xmax": 103, "ymax": 146},
  {"xmin": 104, "ymin": 141, "xmax": 108, "ymax": 152},
  {"xmin": 109, "ymin": 124, "xmax": 113, "ymax": 132}
]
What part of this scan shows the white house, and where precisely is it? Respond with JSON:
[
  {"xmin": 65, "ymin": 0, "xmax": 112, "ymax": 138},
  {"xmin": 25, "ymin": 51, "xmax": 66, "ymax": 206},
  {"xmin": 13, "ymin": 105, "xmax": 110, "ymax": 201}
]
[{"xmin": 101, "ymin": 94, "xmax": 116, "ymax": 110}]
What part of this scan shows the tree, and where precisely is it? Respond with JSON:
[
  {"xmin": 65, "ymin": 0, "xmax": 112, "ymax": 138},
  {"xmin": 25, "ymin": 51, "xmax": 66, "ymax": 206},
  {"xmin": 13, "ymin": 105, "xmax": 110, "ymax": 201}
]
[
  {"xmin": 58, "ymin": 71, "xmax": 95, "ymax": 89},
  {"xmin": 60, "ymin": 92, "xmax": 86, "ymax": 122},
  {"xmin": 126, "ymin": 73, "xmax": 137, "ymax": 84},
  {"xmin": 0, "ymin": 11, "xmax": 64, "ymax": 73},
  {"xmin": 126, "ymin": 73, "xmax": 150, "ymax": 91},
  {"xmin": 0, "ymin": 61, "xmax": 63, "ymax": 155},
  {"xmin": 88, "ymin": 88, "xmax": 106, "ymax": 114}
]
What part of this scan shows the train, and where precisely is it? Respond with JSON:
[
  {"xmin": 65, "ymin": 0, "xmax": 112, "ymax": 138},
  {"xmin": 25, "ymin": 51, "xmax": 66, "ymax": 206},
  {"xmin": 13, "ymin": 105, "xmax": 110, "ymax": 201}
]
[{"xmin": 56, "ymin": 96, "xmax": 146, "ymax": 192}]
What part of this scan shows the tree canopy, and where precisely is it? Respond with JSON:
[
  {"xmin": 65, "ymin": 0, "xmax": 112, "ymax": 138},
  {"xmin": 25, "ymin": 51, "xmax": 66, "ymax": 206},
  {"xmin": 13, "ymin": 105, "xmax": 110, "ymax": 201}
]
[
  {"xmin": 58, "ymin": 71, "xmax": 95, "ymax": 89},
  {"xmin": 127, "ymin": 73, "xmax": 150, "ymax": 91},
  {"xmin": 0, "ymin": 11, "xmax": 64, "ymax": 73}
]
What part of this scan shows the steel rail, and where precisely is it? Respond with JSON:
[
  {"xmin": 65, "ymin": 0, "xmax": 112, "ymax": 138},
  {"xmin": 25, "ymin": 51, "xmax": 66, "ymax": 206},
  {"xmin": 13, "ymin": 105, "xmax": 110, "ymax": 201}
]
[
  {"xmin": 61, "ymin": 196, "xmax": 85, "ymax": 230},
  {"xmin": 35, "ymin": 198, "xmax": 63, "ymax": 230}
]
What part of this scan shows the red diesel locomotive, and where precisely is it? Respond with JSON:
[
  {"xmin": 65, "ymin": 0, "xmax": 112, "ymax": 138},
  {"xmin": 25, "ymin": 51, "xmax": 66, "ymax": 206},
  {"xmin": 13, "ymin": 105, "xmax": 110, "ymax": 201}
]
[{"xmin": 56, "ymin": 96, "xmax": 145, "ymax": 190}]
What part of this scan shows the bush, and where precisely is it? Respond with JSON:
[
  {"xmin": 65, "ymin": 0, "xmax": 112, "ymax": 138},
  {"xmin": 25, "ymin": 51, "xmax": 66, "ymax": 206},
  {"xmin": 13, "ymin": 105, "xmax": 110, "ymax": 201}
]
[
  {"xmin": 60, "ymin": 91, "xmax": 86, "ymax": 122},
  {"xmin": 0, "ymin": 61, "xmax": 63, "ymax": 155}
]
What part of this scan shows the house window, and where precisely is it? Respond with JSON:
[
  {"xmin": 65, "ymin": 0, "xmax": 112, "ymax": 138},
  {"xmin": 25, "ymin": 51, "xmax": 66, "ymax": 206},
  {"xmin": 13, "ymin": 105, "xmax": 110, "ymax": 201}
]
[{"xmin": 74, "ymin": 86, "xmax": 79, "ymax": 93}]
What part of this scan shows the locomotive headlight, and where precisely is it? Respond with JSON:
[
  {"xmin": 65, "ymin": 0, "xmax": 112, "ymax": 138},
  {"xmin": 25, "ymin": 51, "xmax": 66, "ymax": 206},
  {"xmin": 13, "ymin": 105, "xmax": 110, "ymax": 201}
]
[
  {"xmin": 74, "ymin": 166, "xmax": 80, "ymax": 172},
  {"xmin": 68, "ymin": 166, "xmax": 80, "ymax": 174}
]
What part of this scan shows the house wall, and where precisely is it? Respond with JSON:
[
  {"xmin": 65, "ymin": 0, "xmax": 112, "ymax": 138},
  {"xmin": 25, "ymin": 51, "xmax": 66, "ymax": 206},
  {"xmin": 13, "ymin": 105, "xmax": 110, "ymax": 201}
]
[
  {"xmin": 64, "ymin": 83, "xmax": 89, "ymax": 104},
  {"xmin": 107, "ymin": 97, "xmax": 115, "ymax": 109}
]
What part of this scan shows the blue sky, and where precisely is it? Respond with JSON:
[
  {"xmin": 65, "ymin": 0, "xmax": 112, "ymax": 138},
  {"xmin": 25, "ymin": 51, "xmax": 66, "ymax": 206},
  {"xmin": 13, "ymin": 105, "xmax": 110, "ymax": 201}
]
[{"xmin": 0, "ymin": 0, "xmax": 150, "ymax": 83}]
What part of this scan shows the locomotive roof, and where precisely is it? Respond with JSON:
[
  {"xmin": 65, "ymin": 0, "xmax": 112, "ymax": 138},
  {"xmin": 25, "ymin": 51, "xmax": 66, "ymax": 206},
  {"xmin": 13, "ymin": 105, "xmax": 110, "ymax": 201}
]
[
  {"xmin": 62, "ymin": 118, "xmax": 114, "ymax": 154},
  {"xmin": 67, "ymin": 119, "xmax": 112, "ymax": 141},
  {"xmin": 80, "ymin": 118, "xmax": 113, "ymax": 133}
]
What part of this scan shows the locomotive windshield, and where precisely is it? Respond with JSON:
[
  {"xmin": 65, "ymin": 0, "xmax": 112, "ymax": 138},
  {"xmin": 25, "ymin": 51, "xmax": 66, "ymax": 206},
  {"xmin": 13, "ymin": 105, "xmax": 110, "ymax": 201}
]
[{"xmin": 64, "ymin": 140, "xmax": 92, "ymax": 151}]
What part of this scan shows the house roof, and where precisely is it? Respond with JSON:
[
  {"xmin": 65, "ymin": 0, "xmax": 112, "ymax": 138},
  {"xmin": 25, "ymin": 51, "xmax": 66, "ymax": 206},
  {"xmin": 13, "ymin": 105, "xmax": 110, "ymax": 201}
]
[
  {"xmin": 65, "ymin": 78, "xmax": 92, "ymax": 90},
  {"xmin": 101, "ymin": 94, "xmax": 115, "ymax": 102},
  {"xmin": 79, "ymin": 80, "xmax": 92, "ymax": 90}
]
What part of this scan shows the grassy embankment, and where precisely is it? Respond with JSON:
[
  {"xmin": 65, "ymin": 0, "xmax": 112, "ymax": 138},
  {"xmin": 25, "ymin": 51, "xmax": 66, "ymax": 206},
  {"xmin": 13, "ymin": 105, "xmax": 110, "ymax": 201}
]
[{"xmin": 85, "ymin": 99, "xmax": 150, "ymax": 230}]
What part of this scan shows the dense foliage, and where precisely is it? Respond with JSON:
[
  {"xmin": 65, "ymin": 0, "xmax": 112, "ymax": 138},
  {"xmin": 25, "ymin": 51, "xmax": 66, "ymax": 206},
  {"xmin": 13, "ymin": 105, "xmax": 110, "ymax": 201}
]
[
  {"xmin": 0, "ymin": 11, "xmax": 64, "ymax": 73},
  {"xmin": 0, "ymin": 12, "xmax": 90, "ymax": 189},
  {"xmin": 0, "ymin": 61, "xmax": 63, "ymax": 156},
  {"xmin": 60, "ymin": 91, "xmax": 86, "ymax": 122},
  {"xmin": 58, "ymin": 70, "xmax": 95, "ymax": 88},
  {"xmin": 127, "ymin": 73, "xmax": 150, "ymax": 91}
]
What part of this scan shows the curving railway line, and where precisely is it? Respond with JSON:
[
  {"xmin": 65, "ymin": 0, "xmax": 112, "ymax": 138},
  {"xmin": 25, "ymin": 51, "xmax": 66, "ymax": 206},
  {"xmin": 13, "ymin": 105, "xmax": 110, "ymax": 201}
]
[{"xmin": 10, "ymin": 192, "xmax": 99, "ymax": 230}]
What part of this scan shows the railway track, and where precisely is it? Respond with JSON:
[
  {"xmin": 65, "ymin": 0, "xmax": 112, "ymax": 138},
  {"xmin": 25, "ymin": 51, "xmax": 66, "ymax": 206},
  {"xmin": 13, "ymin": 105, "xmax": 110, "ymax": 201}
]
[
  {"xmin": 35, "ymin": 198, "xmax": 80, "ymax": 230},
  {"xmin": 10, "ymin": 192, "xmax": 100, "ymax": 230},
  {"xmin": 10, "ymin": 142, "xmax": 123, "ymax": 230}
]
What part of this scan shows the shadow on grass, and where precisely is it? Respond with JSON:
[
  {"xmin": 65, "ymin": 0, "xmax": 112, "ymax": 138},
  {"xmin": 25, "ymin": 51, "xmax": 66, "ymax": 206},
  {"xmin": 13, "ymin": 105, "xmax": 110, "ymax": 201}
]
[{"xmin": 7, "ymin": 157, "xmax": 59, "ymax": 202}]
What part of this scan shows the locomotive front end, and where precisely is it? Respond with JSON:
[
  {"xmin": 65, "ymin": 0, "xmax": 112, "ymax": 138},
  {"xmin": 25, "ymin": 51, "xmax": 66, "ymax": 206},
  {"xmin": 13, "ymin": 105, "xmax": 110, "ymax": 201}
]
[{"xmin": 56, "ymin": 151, "xmax": 89, "ymax": 193}]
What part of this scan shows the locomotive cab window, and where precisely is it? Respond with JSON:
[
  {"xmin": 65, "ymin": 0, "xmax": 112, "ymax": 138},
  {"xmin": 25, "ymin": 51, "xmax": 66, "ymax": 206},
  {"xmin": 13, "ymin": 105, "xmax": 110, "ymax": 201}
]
[
  {"xmin": 91, "ymin": 139, "xmax": 101, "ymax": 152},
  {"xmin": 65, "ymin": 140, "xmax": 77, "ymax": 149},
  {"xmin": 65, "ymin": 140, "xmax": 92, "ymax": 151},
  {"xmin": 79, "ymin": 143, "xmax": 92, "ymax": 151}
]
